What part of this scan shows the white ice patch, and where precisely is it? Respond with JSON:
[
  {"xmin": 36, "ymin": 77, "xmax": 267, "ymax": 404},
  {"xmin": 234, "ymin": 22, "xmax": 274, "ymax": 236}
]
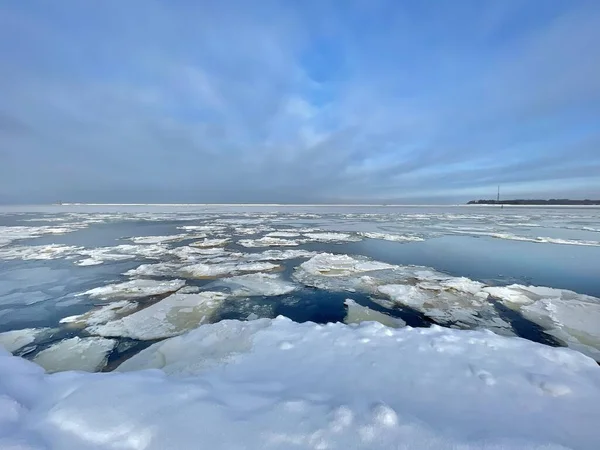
[
  {"xmin": 298, "ymin": 253, "xmax": 396, "ymax": 277},
  {"xmin": 485, "ymin": 284, "xmax": 600, "ymax": 360},
  {"xmin": 190, "ymin": 238, "xmax": 230, "ymax": 248},
  {"xmin": 0, "ymin": 328, "xmax": 51, "ymax": 353},
  {"xmin": 238, "ymin": 237, "xmax": 302, "ymax": 247},
  {"xmin": 452, "ymin": 230, "xmax": 600, "ymax": 247},
  {"xmin": 88, "ymin": 292, "xmax": 229, "ymax": 340},
  {"xmin": 129, "ymin": 234, "xmax": 205, "ymax": 244},
  {"xmin": 358, "ymin": 232, "xmax": 424, "ymax": 242},
  {"xmin": 242, "ymin": 249, "xmax": 317, "ymax": 261},
  {"xmin": 60, "ymin": 301, "xmax": 138, "ymax": 327},
  {"xmin": 0, "ymin": 244, "xmax": 82, "ymax": 261},
  {"xmin": 217, "ymin": 273, "xmax": 298, "ymax": 296},
  {"xmin": 33, "ymin": 336, "xmax": 116, "ymax": 373},
  {"xmin": 265, "ymin": 231, "xmax": 301, "ymax": 238},
  {"xmin": 178, "ymin": 262, "xmax": 280, "ymax": 279},
  {"xmin": 303, "ymin": 232, "xmax": 361, "ymax": 242},
  {"xmin": 0, "ymin": 223, "xmax": 88, "ymax": 246},
  {"xmin": 80, "ymin": 279, "xmax": 186, "ymax": 300},
  {"xmin": 344, "ymin": 299, "xmax": 405, "ymax": 328}
]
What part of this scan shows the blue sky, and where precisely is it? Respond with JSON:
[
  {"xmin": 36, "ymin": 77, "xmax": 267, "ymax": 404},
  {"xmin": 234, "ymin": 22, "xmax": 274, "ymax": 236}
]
[{"xmin": 1, "ymin": 0, "xmax": 599, "ymax": 204}]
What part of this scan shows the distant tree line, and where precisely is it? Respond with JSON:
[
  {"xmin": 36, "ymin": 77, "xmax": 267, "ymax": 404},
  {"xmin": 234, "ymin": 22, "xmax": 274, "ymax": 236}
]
[{"xmin": 467, "ymin": 199, "xmax": 600, "ymax": 205}]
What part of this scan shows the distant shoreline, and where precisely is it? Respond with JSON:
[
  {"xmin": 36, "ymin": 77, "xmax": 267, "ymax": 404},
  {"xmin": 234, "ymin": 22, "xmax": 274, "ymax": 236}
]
[{"xmin": 467, "ymin": 199, "xmax": 600, "ymax": 206}]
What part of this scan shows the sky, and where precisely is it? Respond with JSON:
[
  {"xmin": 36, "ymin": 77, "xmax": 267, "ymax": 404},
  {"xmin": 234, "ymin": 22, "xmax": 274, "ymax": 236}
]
[{"xmin": 1, "ymin": 0, "xmax": 599, "ymax": 204}]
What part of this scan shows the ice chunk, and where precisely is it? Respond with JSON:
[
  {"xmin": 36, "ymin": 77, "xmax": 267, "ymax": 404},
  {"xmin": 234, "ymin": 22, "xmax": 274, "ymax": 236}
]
[
  {"xmin": 218, "ymin": 273, "xmax": 298, "ymax": 296},
  {"xmin": 303, "ymin": 232, "xmax": 361, "ymax": 242},
  {"xmin": 0, "ymin": 328, "xmax": 50, "ymax": 353},
  {"xmin": 298, "ymin": 253, "xmax": 396, "ymax": 277},
  {"xmin": 242, "ymin": 249, "xmax": 317, "ymax": 261},
  {"xmin": 0, "ymin": 244, "xmax": 82, "ymax": 261},
  {"xmin": 80, "ymin": 279, "xmax": 186, "ymax": 300},
  {"xmin": 265, "ymin": 231, "xmax": 301, "ymax": 238},
  {"xmin": 378, "ymin": 284, "xmax": 430, "ymax": 308},
  {"xmin": 358, "ymin": 232, "xmax": 424, "ymax": 242},
  {"xmin": 33, "ymin": 337, "xmax": 116, "ymax": 373},
  {"xmin": 59, "ymin": 300, "xmax": 138, "ymax": 327},
  {"xmin": 238, "ymin": 237, "xmax": 302, "ymax": 247},
  {"xmin": 344, "ymin": 299, "xmax": 405, "ymax": 328},
  {"xmin": 190, "ymin": 238, "xmax": 230, "ymax": 248},
  {"xmin": 88, "ymin": 292, "xmax": 229, "ymax": 340},
  {"xmin": 178, "ymin": 262, "xmax": 280, "ymax": 279},
  {"xmin": 486, "ymin": 284, "xmax": 600, "ymax": 360},
  {"xmin": 129, "ymin": 234, "xmax": 204, "ymax": 244}
]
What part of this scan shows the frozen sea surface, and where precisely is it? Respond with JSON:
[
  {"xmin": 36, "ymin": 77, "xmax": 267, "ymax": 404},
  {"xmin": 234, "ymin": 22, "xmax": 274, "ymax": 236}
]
[{"xmin": 0, "ymin": 204, "xmax": 599, "ymax": 370}]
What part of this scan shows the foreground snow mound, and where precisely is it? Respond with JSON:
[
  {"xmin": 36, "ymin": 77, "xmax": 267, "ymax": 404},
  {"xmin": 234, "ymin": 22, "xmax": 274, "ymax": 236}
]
[
  {"xmin": 80, "ymin": 279, "xmax": 186, "ymax": 300},
  {"xmin": 32, "ymin": 336, "xmax": 116, "ymax": 373},
  {"xmin": 1, "ymin": 318, "xmax": 585, "ymax": 449},
  {"xmin": 88, "ymin": 292, "xmax": 229, "ymax": 340}
]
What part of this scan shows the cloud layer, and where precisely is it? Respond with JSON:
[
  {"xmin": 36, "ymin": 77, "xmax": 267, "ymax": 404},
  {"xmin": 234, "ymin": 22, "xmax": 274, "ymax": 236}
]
[{"xmin": 1, "ymin": 0, "xmax": 599, "ymax": 204}]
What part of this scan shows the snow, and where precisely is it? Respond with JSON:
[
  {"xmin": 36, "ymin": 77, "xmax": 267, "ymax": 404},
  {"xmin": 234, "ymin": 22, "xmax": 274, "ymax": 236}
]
[
  {"xmin": 344, "ymin": 299, "xmax": 405, "ymax": 328},
  {"xmin": 358, "ymin": 232, "xmax": 424, "ymax": 242},
  {"xmin": 88, "ymin": 292, "xmax": 229, "ymax": 340},
  {"xmin": 217, "ymin": 273, "xmax": 298, "ymax": 296},
  {"xmin": 0, "ymin": 328, "xmax": 50, "ymax": 353},
  {"xmin": 32, "ymin": 336, "xmax": 116, "ymax": 373},
  {"xmin": 80, "ymin": 279, "xmax": 186, "ymax": 300},
  {"xmin": 238, "ymin": 236, "xmax": 302, "ymax": 247}
]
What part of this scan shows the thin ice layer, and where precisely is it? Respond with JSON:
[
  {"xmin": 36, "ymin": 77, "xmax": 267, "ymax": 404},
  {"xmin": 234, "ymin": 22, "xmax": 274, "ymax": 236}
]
[
  {"xmin": 33, "ymin": 336, "xmax": 116, "ymax": 373},
  {"xmin": 344, "ymin": 299, "xmax": 405, "ymax": 328},
  {"xmin": 80, "ymin": 279, "xmax": 186, "ymax": 300},
  {"xmin": 88, "ymin": 292, "xmax": 229, "ymax": 340},
  {"xmin": 217, "ymin": 273, "xmax": 298, "ymax": 296}
]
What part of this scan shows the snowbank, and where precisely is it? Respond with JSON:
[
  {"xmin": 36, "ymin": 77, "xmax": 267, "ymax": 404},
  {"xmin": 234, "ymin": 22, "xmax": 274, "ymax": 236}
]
[{"xmin": 1, "ymin": 318, "xmax": 595, "ymax": 448}]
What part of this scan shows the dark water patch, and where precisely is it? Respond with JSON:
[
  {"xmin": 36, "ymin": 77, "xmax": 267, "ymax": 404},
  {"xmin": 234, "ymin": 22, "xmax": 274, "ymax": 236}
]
[{"xmin": 493, "ymin": 301, "xmax": 563, "ymax": 347}]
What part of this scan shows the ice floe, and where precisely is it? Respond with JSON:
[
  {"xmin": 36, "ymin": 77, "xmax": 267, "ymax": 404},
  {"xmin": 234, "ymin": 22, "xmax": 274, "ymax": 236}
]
[
  {"xmin": 303, "ymin": 232, "xmax": 361, "ymax": 242},
  {"xmin": 0, "ymin": 244, "xmax": 83, "ymax": 261},
  {"xmin": 0, "ymin": 327, "xmax": 51, "ymax": 353},
  {"xmin": 358, "ymin": 232, "xmax": 424, "ymax": 242},
  {"xmin": 484, "ymin": 285, "xmax": 600, "ymax": 360},
  {"xmin": 297, "ymin": 253, "xmax": 396, "ymax": 277},
  {"xmin": 452, "ymin": 230, "xmax": 600, "ymax": 246},
  {"xmin": 88, "ymin": 292, "xmax": 229, "ymax": 340},
  {"xmin": 80, "ymin": 279, "xmax": 186, "ymax": 300},
  {"xmin": 242, "ymin": 249, "xmax": 317, "ymax": 261},
  {"xmin": 190, "ymin": 238, "xmax": 230, "ymax": 248},
  {"xmin": 60, "ymin": 301, "xmax": 138, "ymax": 327},
  {"xmin": 216, "ymin": 273, "xmax": 298, "ymax": 296},
  {"xmin": 238, "ymin": 237, "xmax": 302, "ymax": 247},
  {"xmin": 265, "ymin": 231, "xmax": 301, "ymax": 238},
  {"xmin": 344, "ymin": 299, "xmax": 405, "ymax": 328},
  {"xmin": 32, "ymin": 336, "xmax": 116, "ymax": 373},
  {"xmin": 129, "ymin": 234, "xmax": 205, "ymax": 244},
  {"xmin": 178, "ymin": 261, "xmax": 280, "ymax": 279}
]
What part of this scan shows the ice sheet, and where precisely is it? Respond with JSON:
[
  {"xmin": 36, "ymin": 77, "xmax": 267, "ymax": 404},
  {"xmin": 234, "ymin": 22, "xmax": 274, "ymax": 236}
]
[
  {"xmin": 217, "ymin": 273, "xmax": 298, "ymax": 296},
  {"xmin": 0, "ymin": 328, "xmax": 51, "ymax": 353},
  {"xmin": 60, "ymin": 301, "xmax": 138, "ymax": 327},
  {"xmin": 358, "ymin": 232, "xmax": 424, "ymax": 242},
  {"xmin": 80, "ymin": 279, "xmax": 186, "ymax": 300},
  {"xmin": 88, "ymin": 292, "xmax": 229, "ymax": 340},
  {"xmin": 238, "ymin": 237, "xmax": 302, "ymax": 247},
  {"xmin": 32, "ymin": 336, "xmax": 116, "ymax": 373}
]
